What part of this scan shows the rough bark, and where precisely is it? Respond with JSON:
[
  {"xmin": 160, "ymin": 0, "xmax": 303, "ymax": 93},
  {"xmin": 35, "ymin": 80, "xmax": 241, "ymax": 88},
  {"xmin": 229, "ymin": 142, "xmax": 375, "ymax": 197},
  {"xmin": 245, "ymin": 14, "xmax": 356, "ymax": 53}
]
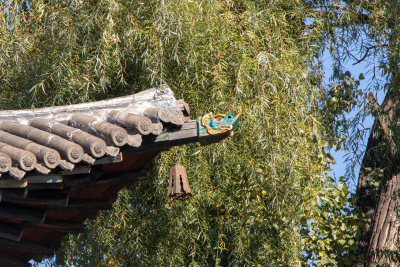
[
  {"xmin": 357, "ymin": 170, "xmax": 400, "ymax": 266},
  {"xmin": 357, "ymin": 91, "xmax": 400, "ymax": 266}
]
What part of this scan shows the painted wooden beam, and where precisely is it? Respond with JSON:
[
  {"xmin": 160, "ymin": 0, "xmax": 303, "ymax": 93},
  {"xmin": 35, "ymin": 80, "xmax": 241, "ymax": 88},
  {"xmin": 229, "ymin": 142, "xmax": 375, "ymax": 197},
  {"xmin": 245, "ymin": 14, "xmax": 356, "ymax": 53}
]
[
  {"xmin": 0, "ymin": 237, "xmax": 54, "ymax": 255},
  {"xmin": 0, "ymin": 188, "xmax": 28, "ymax": 199},
  {"xmin": 48, "ymin": 199, "xmax": 112, "ymax": 210},
  {"xmin": 0, "ymin": 203, "xmax": 45, "ymax": 223},
  {"xmin": 22, "ymin": 219, "xmax": 85, "ymax": 233},
  {"xmin": 122, "ymin": 120, "xmax": 199, "ymax": 155},
  {"xmin": 0, "ymin": 179, "xmax": 27, "ymax": 189},
  {"xmin": 0, "ymin": 222, "xmax": 22, "ymax": 241},
  {"xmin": 63, "ymin": 170, "xmax": 146, "ymax": 189},
  {"xmin": 59, "ymin": 165, "xmax": 91, "ymax": 175},
  {"xmin": 93, "ymin": 153, "xmax": 123, "ymax": 165},
  {"xmin": 0, "ymin": 252, "xmax": 30, "ymax": 267},
  {"xmin": 28, "ymin": 183, "xmax": 64, "ymax": 190},
  {"xmin": 95, "ymin": 171, "xmax": 147, "ymax": 187},
  {"xmin": 25, "ymin": 174, "xmax": 64, "ymax": 190},
  {"xmin": 2, "ymin": 191, "xmax": 69, "ymax": 207},
  {"xmin": 26, "ymin": 174, "xmax": 63, "ymax": 184}
]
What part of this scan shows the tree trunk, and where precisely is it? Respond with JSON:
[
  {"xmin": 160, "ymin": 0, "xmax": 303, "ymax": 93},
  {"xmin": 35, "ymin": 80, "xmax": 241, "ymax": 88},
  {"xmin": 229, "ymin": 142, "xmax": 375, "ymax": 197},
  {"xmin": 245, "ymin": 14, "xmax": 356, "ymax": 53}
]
[
  {"xmin": 357, "ymin": 91, "xmax": 400, "ymax": 266},
  {"xmin": 357, "ymin": 170, "xmax": 400, "ymax": 266}
]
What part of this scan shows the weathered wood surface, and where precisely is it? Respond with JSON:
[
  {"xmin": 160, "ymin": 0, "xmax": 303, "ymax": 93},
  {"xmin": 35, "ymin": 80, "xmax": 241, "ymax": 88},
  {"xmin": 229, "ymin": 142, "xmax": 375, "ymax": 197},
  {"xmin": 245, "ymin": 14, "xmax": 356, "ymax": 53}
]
[
  {"xmin": 59, "ymin": 165, "xmax": 90, "ymax": 175},
  {"xmin": 94, "ymin": 171, "xmax": 147, "ymax": 186},
  {"xmin": 26, "ymin": 175, "xmax": 63, "ymax": 184},
  {"xmin": 0, "ymin": 188, "xmax": 28, "ymax": 199},
  {"xmin": 0, "ymin": 203, "xmax": 45, "ymax": 223},
  {"xmin": 0, "ymin": 237, "xmax": 54, "ymax": 255},
  {"xmin": 64, "ymin": 170, "xmax": 146, "ymax": 189},
  {"xmin": 0, "ymin": 179, "xmax": 27, "ymax": 188},
  {"xmin": 93, "ymin": 152, "xmax": 123, "ymax": 165},
  {"xmin": 0, "ymin": 252, "xmax": 30, "ymax": 267},
  {"xmin": 123, "ymin": 120, "xmax": 199, "ymax": 155},
  {"xmin": 48, "ymin": 199, "xmax": 112, "ymax": 210},
  {"xmin": 2, "ymin": 191, "xmax": 69, "ymax": 207},
  {"xmin": 22, "ymin": 219, "xmax": 85, "ymax": 233},
  {"xmin": 0, "ymin": 222, "xmax": 22, "ymax": 241},
  {"xmin": 28, "ymin": 183, "xmax": 64, "ymax": 190}
]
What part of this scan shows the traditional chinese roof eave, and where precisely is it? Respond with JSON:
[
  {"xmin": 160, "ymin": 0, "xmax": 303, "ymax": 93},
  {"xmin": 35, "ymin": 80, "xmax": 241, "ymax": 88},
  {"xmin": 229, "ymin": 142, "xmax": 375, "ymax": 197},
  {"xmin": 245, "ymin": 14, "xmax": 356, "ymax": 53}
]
[
  {"xmin": 0, "ymin": 87, "xmax": 191, "ymax": 179},
  {"xmin": 0, "ymin": 86, "xmax": 240, "ymax": 265}
]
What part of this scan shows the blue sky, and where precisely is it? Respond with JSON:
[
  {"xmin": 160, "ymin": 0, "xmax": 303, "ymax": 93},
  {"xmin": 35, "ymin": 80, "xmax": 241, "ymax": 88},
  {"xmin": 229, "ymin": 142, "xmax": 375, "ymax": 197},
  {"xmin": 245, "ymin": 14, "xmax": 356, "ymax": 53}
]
[{"xmin": 323, "ymin": 50, "xmax": 385, "ymax": 192}]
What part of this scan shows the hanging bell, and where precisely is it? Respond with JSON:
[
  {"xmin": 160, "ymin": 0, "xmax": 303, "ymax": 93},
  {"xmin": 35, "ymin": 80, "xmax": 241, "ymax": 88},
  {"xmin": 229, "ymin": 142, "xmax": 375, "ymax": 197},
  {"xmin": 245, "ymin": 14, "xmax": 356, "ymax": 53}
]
[{"xmin": 168, "ymin": 164, "xmax": 192, "ymax": 200}]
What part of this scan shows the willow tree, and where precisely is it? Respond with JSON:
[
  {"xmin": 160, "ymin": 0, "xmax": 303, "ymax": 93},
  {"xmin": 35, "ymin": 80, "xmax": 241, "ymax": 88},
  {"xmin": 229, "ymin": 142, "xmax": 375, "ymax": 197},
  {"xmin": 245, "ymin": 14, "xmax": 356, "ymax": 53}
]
[
  {"xmin": 329, "ymin": 0, "xmax": 400, "ymax": 265},
  {"xmin": 298, "ymin": 0, "xmax": 400, "ymax": 265},
  {"xmin": 0, "ymin": 1, "xmax": 362, "ymax": 266}
]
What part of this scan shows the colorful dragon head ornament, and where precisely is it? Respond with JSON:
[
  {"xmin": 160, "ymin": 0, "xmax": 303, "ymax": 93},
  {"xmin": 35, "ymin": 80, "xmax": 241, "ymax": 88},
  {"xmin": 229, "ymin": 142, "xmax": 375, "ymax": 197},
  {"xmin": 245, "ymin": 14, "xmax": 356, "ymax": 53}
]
[{"xmin": 198, "ymin": 108, "xmax": 241, "ymax": 144}]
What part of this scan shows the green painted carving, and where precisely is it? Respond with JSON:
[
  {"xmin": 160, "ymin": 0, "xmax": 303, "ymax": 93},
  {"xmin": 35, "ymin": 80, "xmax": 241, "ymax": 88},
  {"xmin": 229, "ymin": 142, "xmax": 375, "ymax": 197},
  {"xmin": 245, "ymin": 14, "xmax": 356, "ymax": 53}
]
[{"xmin": 198, "ymin": 111, "xmax": 240, "ymax": 144}]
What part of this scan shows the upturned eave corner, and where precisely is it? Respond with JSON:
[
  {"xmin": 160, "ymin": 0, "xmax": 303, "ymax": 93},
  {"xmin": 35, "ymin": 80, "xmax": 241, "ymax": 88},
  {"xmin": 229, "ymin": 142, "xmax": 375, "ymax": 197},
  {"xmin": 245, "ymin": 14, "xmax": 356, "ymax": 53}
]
[{"xmin": 0, "ymin": 86, "xmax": 243, "ymax": 265}]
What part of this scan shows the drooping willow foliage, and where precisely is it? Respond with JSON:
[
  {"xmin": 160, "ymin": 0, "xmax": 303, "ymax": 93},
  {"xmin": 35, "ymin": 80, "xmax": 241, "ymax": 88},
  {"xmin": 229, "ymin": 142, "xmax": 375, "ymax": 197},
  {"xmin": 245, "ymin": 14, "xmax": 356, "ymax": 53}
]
[{"xmin": 0, "ymin": 0, "xmax": 366, "ymax": 266}]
